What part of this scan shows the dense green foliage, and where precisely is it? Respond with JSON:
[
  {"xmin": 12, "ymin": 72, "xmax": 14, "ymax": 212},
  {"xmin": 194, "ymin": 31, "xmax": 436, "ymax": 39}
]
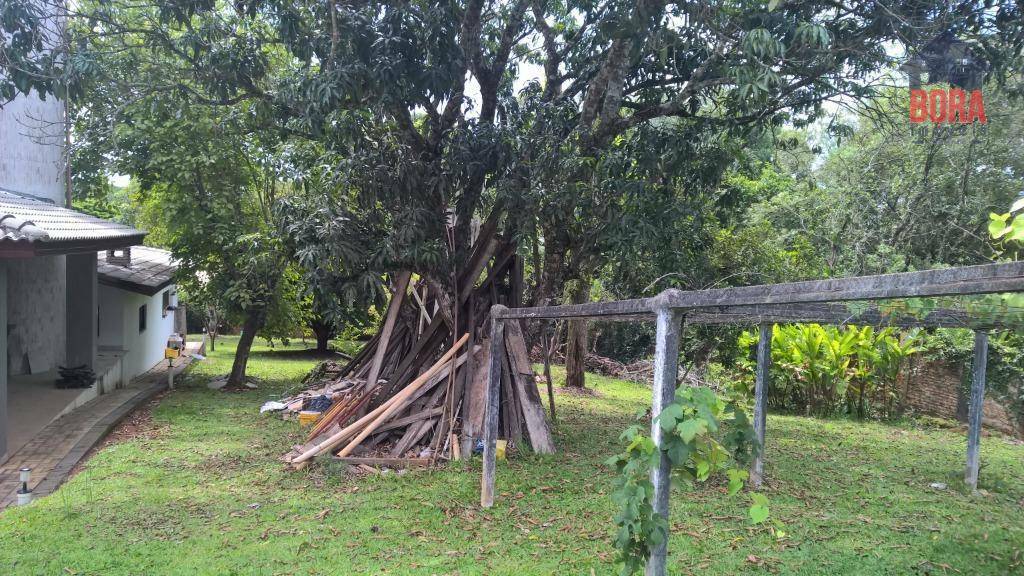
[
  {"xmin": 733, "ymin": 325, "xmax": 919, "ymax": 419},
  {"xmin": 4, "ymin": 3, "xmax": 1024, "ymax": 571},
  {"xmin": 746, "ymin": 92, "xmax": 1022, "ymax": 275}
]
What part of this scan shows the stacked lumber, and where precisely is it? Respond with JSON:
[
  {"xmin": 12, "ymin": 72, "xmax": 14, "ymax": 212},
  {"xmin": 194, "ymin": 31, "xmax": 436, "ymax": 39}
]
[{"xmin": 279, "ymin": 210, "xmax": 554, "ymax": 468}]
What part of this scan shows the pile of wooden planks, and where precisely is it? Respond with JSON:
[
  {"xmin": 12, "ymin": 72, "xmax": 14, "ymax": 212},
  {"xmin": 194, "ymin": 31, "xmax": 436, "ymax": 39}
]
[{"xmin": 280, "ymin": 210, "xmax": 554, "ymax": 468}]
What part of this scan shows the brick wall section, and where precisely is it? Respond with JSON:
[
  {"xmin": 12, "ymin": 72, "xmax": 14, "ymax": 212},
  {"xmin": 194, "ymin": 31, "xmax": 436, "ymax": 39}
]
[{"xmin": 902, "ymin": 359, "xmax": 1021, "ymax": 436}]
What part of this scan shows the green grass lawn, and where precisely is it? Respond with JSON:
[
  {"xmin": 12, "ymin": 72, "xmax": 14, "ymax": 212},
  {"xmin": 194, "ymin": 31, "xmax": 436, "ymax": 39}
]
[{"xmin": 1, "ymin": 336, "xmax": 1022, "ymax": 575}]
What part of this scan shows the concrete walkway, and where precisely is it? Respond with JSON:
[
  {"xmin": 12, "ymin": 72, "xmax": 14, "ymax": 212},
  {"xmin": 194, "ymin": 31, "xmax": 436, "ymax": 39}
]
[{"xmin": 0, "ymin": 345, "xmax": 200, "ymax": 509}]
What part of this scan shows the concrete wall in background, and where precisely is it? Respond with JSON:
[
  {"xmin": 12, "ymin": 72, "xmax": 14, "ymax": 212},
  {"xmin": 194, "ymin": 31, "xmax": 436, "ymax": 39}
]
[
  {"xmin": 6, "ymin": 256, "xmax": 66, "ymax": 375},
  {"xmin": 0, "ymin": 91, "xmax": 65, "ymax": 203}
]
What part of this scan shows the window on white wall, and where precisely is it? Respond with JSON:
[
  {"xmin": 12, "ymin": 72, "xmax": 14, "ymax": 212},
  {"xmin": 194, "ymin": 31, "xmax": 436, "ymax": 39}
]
[
  {"xmin": 139, "ymin": 304, "xmax": 147, "ymax": 333},
  {"xmin": 162, "ymin": 291, "xmax": 170, "ymax": 317}
]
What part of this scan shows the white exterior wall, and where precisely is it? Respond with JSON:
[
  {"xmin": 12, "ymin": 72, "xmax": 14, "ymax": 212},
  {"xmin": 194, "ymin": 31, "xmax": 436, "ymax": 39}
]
[
  {"xmin": 98, "ymin": 284, "xmax": 176, "ymax": 382},
  {"xmin": 0, "ymin": 91, "xmax": 65, "ymax": 203},
  {"xmin": 98, "ymin": 285, "xmax": 125, "ymax": 349},
  {"xmin": 1, "ymin": 65, "xmax": 69, "ymax": 379},
  {"xmin": 6, "ymin": 256, "xmax": 66, "ymax": 375}
]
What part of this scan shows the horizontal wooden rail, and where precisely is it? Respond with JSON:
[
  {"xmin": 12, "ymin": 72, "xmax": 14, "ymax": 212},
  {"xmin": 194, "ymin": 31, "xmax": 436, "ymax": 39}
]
[{"xmin": 495, "ymin": 261, "xmax": 1024, "ymax": 321}]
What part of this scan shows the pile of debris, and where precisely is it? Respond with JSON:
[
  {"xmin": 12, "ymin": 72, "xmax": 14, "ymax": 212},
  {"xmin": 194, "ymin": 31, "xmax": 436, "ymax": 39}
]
[
  {"xmin": 266, "ymin": 210, "xmax": 554, "ymax": 469},
  {"xmin": 56, "ymin": 365, "xmax": 95, "ymax": 389},
  {"xmin": 533, "ymin": 344, "xmax": 657, "ymax": 384}
]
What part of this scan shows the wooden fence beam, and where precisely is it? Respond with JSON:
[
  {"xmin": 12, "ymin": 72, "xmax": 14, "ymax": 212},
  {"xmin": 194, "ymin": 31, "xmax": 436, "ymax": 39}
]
[
  {"xmin": 645, "ymin": 306, "xmax": 682, "ymax": 576},
  {"xmin": 495, "ymin": 262, "xmax": 1024, "ymax": 320},
  {"xmin": 481, "ymin": 306, "xmax": 507, "ymax": 508},
  {"xmin": 661, "ymin": 262, "xmax": 1024, "ymax": 310},
  {"xmin": 750, "ymin": 323, "xmax": 772, "ymax": 488},
  {"xmin": 494, "ymin": 304, "xmax": 1020, "ymax": 330},
  {"xmin": 965, "ymin": 330, "xmax": 988, "ymax": 491}
]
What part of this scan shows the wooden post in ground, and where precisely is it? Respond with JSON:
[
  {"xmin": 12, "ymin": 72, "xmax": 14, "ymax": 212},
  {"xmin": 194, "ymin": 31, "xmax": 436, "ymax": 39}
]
[
  {"xmin": 645, "ymin": 304, "xmax": 681, "ymax": 576},
  {"xmin": 965, "ymin": 330, "xmax": 988, "ymax": 491},
  {"xmin": 751, "ymin": 323, "xmax": 772, "ymax": 488},
  {"xmin": 481, "ymin": 305, "xmax": 507, "ymax": 508},
  {"xmin": 543, "ymin": 321, "xmax": 557, "ymax": 424}
]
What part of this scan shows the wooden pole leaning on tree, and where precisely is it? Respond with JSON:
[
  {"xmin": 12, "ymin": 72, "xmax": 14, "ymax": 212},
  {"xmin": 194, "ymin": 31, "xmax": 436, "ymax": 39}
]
[
  {"xmin": 964, "ymin": 330, "xmax": 988, "ymax": 492},
  {"xmin": 504, "ymin": 319, "xmax": 556, "ymax": 453},
  {"xmin": 645, "ymin": 304, "xmax": 682, "ymax": 576},
  {"xmin": 365, "ymin": 271, "xmax": 412, "ymax": 391},
  {"xmin": 481, "ymin": 306, "xmax": 506, "ymax": 508},
  {"xmin": 750, "ymin": 323, "xmax": 772, "ymax": 488}
]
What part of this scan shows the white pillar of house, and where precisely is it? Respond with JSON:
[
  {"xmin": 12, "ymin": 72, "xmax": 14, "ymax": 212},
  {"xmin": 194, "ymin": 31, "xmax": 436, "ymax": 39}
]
[
  {"xmin": 0, "ymin": 262, "xmax": 8, "ymax": 463},
  {"xmin": 65, "ymin": 253, "xmax": 97, "ymax": 370}
]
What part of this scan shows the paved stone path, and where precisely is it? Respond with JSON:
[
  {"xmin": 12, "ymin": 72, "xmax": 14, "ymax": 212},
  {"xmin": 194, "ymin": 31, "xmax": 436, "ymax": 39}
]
[{"xmin": 0, "ymin": 346, "xmax": 200, "ymax": 509}]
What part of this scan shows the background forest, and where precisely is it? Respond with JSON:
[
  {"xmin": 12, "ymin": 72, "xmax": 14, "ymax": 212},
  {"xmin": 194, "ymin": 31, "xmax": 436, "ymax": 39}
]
[
  {"xmin": 5, "ymin": 0, "xmax": 1021, "ymax": 424},
  {"xmin": 79, "ymin": 83, "xmax": 1024, "ymax": 427}
]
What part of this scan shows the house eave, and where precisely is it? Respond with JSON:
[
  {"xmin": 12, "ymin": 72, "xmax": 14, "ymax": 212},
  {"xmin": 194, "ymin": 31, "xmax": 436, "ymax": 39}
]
[
  {"xmin": 0, "ymin": 233, "xmax": 147, "ymax": 258},
  {"xmin": 98, "ymin": 274, "xmax": 175, "ymax": 297}
]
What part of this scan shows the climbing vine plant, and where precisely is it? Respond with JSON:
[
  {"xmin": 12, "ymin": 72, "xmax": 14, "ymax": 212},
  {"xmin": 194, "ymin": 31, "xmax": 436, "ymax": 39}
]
[
  {"xmin": 607, "ymin": 387, "xmax": 766, "ymax": 575},
  {"xmin": 989, "ymin": 196, "xmax": 1024, "ymax": 256}
]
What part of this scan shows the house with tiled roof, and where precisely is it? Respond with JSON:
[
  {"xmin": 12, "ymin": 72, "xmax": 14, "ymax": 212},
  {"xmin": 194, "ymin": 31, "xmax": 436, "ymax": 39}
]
[
  {"xmin": 0, "ymin": 85, "xmax": 181, "ymax": 465},
  {"xmin": 97, "ymin": 245, "xmax": 182, "ymax": 383}
]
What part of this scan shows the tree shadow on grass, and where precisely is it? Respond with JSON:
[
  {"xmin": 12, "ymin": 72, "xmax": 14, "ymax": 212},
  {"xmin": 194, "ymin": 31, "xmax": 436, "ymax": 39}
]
[{"xmin": 247, "ymin": 347, "xmax": 345, "ymax": 361}]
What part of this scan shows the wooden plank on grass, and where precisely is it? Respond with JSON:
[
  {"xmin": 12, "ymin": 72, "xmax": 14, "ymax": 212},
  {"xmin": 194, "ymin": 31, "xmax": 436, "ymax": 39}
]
[
  {"xmin": 481, "ymin": 311, "xmax": 505, "ymax": 508},
  {"xmin": 333, "ymin": 457, "xmax": 430, "ymax": 468}
]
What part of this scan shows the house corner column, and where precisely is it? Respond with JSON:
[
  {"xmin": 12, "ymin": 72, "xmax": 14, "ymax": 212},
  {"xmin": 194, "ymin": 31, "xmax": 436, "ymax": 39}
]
[
  {"xmin": 66, "ymin": 253, "xmax": 98, "ymax": 370},
  {"xmin": 0, "ymin": 262, "xmax": 8, "ymax": 463}
]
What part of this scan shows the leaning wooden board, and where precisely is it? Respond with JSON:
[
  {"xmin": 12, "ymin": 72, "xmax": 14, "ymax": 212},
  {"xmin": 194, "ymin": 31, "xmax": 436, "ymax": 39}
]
[
  {"xmin": 504, "ymin": 320, "xmax": 555, "ymax": 454},
  {"xmin": 462, "ymin": 343, "xmax": 489, "ymax": 443}
]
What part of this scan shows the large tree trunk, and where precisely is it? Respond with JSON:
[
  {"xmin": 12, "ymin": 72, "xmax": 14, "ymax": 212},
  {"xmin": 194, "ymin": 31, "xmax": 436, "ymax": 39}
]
[
  {"xmin": 205, "ymin": 306, "xmax": 219, "ymax": 352},
  {"xmin": 227, "ymin": 307, "xmax": 265, "ymax": 387},
  {"xmin": 564, "ymin": 280, "xmax": 591, "ymax": 388},
  {"xmin": 309, "ymin": 317, "xmax": 334, "ymax": 353},
  {"xmin": 525, "ymin": 224, "xmax": 571, "ymax": 349}
]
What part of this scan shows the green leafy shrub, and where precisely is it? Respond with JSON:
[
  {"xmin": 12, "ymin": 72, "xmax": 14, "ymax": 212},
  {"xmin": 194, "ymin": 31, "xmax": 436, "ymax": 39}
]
[
  {"xmin": 989, "ymin": 196, "xmax": 1024, "ymax": 258},
  {"xmin": 735, "ymin": 324, "xmax": 919, "ymax": 418}
]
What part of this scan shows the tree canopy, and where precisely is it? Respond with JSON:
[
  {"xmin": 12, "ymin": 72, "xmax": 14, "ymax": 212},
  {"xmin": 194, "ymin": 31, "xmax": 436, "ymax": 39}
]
[{"xmin": 4, "ymin": 0, "xmax": 1023, "ymax": 387}]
